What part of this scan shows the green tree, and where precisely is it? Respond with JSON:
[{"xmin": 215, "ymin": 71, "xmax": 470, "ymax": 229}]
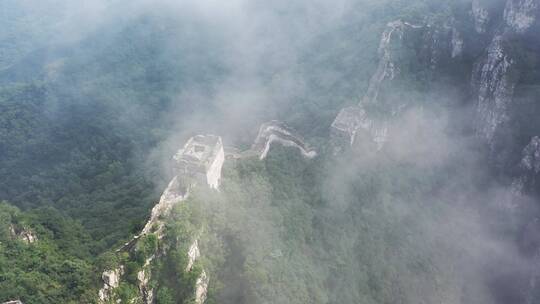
[{"xmin": 157, "ymin": 287, "xmax": 175, "ymax": 304}]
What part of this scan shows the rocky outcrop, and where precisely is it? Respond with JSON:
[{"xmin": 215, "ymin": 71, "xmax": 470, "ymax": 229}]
[
  {"xmin": 98, "ymin": 135, "xmax": 225, "ymax": 304},
  {"xmin": 98, "ymin": 267, "xmax": 124, "ymax": 303},
  {"xmin": 183, "ymin": 239, "xmax": 208, "ymax": 304},
  {"xmin": 2, "ymin": 301, "xmax": 23, "ymax": 304},
  {"xmin": 451, "ymin": 27, "xmax": 465, "ymax": 58},
  {"xmin": 521, "ymin": 136, "xmax": 540, "ymax": 173},
  {"xmin": 330, "ymin": 20, "xmax": 420, "ymax": 151},
  {"xmin": 194, "ymin": 270, "xmax": 209, "ymax": 304},
  {"xmin": 101, "ymin": 177, "xmax": 190, "ymax": 302},
  {"xmin": 331, "ymin": 19, "xmax": 462, "ymax": 151},
  {"xmin": 469, "ymin": 0, "xmax": 540, "ymax": 166},
  {"xmin": 252, "ymin": 121, "xmax": 317, "ymax": 160},
  {"xmin": 525, "ymin": 237, "xmax": 540, "ymax": 304},
  {"xmin": 510, "ymin": 136, "xmax": 540, "ymax": 197},
  {"xmin": 472, "ymin": 34, "xmax": 519, "ymax": 148},
  {"xmin": 97, "ymin": 128, "xmax": 318, "ymax": 303},
  {"xmin": 118, "ymin": 136, "xmax": 224, "ymax": 256},
  {"xmin": 362, "ymin": 20, "xmax": 423, "ymax": 105},
  {"xmin": 137, "ymin": 256, "xmax": 155, "ymax": 304},
  {"xmin": 9, "ymin": 225, "xmax": 37, "ymax": 244},
  {"xmin": 329, "ymin": 4, "xmax": 539, "ymax": 303},
  {"xmin": 503, "ymin": 137, "xmax": 540, "ymax": 304},
  {"xmin": 472, "ymin": 0, "xmax": 491, "ymax": 33},
  {"xmin": 141, "ymin": 176, "xmax": 190, "ymax": 237},
  {"xmin": 504, "ymin": 0, "xmax": 539, "ymax": 33},
  {"xmin": 421, "ymin": 20, "xmax": 463, "ymax": 71},
  {"xmin": 186, "ymin": 240, "xmax": 201, "ymax": 272},
  {"xmin": 328, "ymin": 0, "xmax": 536, "ymax": 162}
]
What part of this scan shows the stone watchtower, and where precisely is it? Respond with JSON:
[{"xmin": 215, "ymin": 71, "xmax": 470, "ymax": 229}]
[{"xmin": 173, "ymin": 135, "xmax": 225, "ymax": 190}]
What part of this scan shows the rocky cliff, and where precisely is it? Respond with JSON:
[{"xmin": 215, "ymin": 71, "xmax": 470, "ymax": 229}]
[
  {"xmin": 98, "ymin": 135, "xmax": 224, "ymax": 303},
  {"xmin": 520, "ymin": 136, "xmax": 540, "ymax": 174},
  {"xmin": 98, "ymin": 176, "xmax": 192, "ymax": 303},
  {"xmin": 93, "ymin": 2, "xmax": 540, "ymax": 302},
  {"xmin": 97, "ymin": 123, "xmax": 315, "ymax": 303},
  {"xmin": 506, "ymin": 136, "xmax": 540, "ymax": 303},
  {"xmin": 329, "ymin": 2, "xmax": 540, "ymax": 302},
  {"xmin": 472, "ymin": 0, "xmax": 493, "ymax": 33},
  {"xmin": 472, "ymin": 33, "xmax": 519, "ymax": 148},
  {"xmin": 331, "ymin": 16, "xmax": 462, "ymax": 150},
  {"xmin": 510, "ymin": 136, "xmax": 540, "ymax": 204},
  {"xmin": 8, "ymin": 225, "xmax": 37, "ymax": 244},
  {"xmin": 504, "ymin": 0, "xmax": 540, "ymax": 33},
  {"xmin": 470, "ymin": 0, "xmax": 540, "ymax": 169},
  {"xmin": 331, "ymin": 0, "xmax": 539, "ymax": 166},
  {"xmin": 330, "ymin": 20, "xmax": 413, "ymax": 150},
  {"xmin": 98, "ymin": 268, "xmax": 124, "ymax": 302}
]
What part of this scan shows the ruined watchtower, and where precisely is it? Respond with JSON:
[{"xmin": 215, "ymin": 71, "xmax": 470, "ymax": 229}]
[
  {"xmin": 173, "ymin": 135, "xmax": 225, "ymax": 190},
  {"xmin": 330, "ymin": 106, "xmax": 388, "ymax": 152},
  {"xmin": 331, "ymin": 106, "xmax": 365, "ymax": 147}
]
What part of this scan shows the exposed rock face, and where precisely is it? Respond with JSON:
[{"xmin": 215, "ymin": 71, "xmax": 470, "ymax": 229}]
[
  {"xmin": 332, "ymin": 20, "xmax": 466, "ymax": 151},
  {"xmin": 421, "ymin": 20, "xmax": 460, "ymax": 71},
  {"xmin": 473, "ymin": 0, "xmax": 491, "ymax": 33},
  {"xmin": 469, "ymin": 0, "xmax": 540, "ymax": 165},
  {"xmin": 362, "ymin": 20, "xmax": 402, "ymax": 104},
  {"xmin": 504, "ymin": 0, "xmax": 539, "ymax": 33},
  {"xmin": 326, "ymin": 3, "xmax": 539, "ymax": 303},
  {"xmin": 500, "ymin": 136, "xmax": 540, "ymax": 304},
  {"xmin": 511, "ymin": 136, "xmax": 540, "ymax": 197},
  {"xmin": 137, "ymin": 256, "xmax": 155, "ymax": 304},
  {"xmin": 521, "ymin": 136, "xmax": 540, "ymax": 173},
  {"xmin": 194, "ymin": 270, "xmax": 209, "ymax": 304},
  {"xmin": 472, "ymin": 34, "xmax": 519, "ymax": 147},
  {"xmin": 141, "ymin": 176, "xmax": 190, "ymax": 237},
  {"xmin": 330, "ymin": 21, "xmax": 420, "ymax": 151},
  {"xmin": 9, "ymin": 225, "xmax": 37, "ymax": 244},
  {"xmin": 98, "ymin": 267, "xmax": 124, "ymax": 302},
  {"xmin": 183, "ymin": 239, "xmax": 208, "ymax": 304},
  {"xmin": 120, "ymin": 129, "xmax": 314, "ymax": 304},
  {"xmin": 330, "ymin": 17, "xmax": 468, "ymax": 152},
  {"xmin": 2, "ymin": 301, "xmax": 24, "ymax": 304},
  {"xmin": 98, "ymin": 135, "xmax": 225, "ymax": 304},
  {"xmin": 451, "ymin": 27, "xmax": 465, "ymax": 58},
  {"xmin": 252, "ymin": 121, "xmax": 317, "ymax": 160},
  {"xmin": 186, "ymin": 240, "xmax": 201, "ymax": 272},
  {"xmin": 142, "ymin": 135, "xmax": 224, "ymax": 237},
  {"xmin": 362, "ymin": 20, "xmax": 423, "ymax": 105},
  {"xmin": 525, "ymin": 240, "xmax": 540, "ymax": 304}
]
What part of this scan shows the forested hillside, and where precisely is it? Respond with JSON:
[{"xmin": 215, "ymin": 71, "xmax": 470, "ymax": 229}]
[
  {"xmin": 0, "ymin": 0, "xmax": 425, "ymax": 248},
  {"xmin": 1, "ymin": 0, "xmax": 539, "ymax": 303}
]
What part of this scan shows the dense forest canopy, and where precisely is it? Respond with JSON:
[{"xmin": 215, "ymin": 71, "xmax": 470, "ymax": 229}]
[{"xmin": 1, "ymin": 0, "xmax": 539, "ymax": 303}]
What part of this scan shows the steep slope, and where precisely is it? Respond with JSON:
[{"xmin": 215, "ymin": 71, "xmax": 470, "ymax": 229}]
[
  {"xmin": 328, "ymin": 2, "xmax": 540, "ymax": 302},
  {"xmin": 2, "ymin": 1, "xmax": 540, "ymax": 303},
  {"xmin": 0, "ymin": 202, "xmax": 97, "ymax": 303},
  {"xmin": 97, "ymin": 124, "xmax": 317, "ymax": 303},
  {"xmin": 98, "ymin": 135, "xmax": 224, "ymax": 303},
  {"xmin": 330, "ymin": 0, "xmax": 540, "ymax": 169}
]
